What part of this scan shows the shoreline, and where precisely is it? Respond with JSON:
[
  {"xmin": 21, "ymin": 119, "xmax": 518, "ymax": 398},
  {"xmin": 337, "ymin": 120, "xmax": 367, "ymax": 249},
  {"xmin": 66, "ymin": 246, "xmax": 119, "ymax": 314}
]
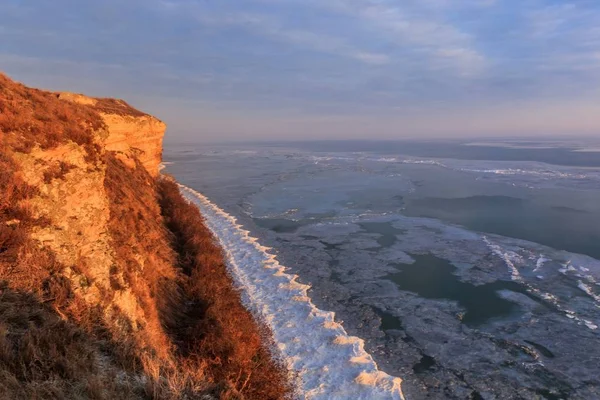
[{"xmin": 178, "ymin": 183, "xmax": 406, "ymax": 400}]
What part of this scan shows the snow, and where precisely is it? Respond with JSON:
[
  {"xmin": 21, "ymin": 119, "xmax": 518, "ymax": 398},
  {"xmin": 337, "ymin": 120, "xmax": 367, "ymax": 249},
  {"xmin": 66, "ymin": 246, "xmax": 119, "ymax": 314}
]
[
  {"xmin": 483, "ymin": 236, "xmax": 522, "ymax": 281},
  {"xmin": 584, "ymin": 320, "xmax": 599, "ymax": 330},
  {"xmin": 578, "ymin": 280, "xmax": 600, "ymax": 304},
  {"xmin": 483, "ymin": 237, "xmax": 599, "ymax": 331},
  {"xmin": 534, "ymin": 255, "xmax": 549, "ymax": 272},
  {"xmin": 179, "ymin": 184, "xmax": 405, "ymax": 400}
]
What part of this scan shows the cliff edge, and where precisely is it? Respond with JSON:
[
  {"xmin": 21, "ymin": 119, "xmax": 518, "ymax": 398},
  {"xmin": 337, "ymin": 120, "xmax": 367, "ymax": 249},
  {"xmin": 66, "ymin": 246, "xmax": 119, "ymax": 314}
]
[
  {"xmin": 0, "ymin": 73, "xmax": 289, "ymax": 399},
  {"xmin": 57, "ymin": 92, "xmax": 166, "ymax": 177}
]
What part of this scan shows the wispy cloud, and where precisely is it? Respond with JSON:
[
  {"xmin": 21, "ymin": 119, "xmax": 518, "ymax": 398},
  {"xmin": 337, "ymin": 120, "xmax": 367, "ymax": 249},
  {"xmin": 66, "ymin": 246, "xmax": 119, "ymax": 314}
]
[
  {"xmin": 1, "ymin": 0, "xmax": 600, "ymax": 139},
  {"xmin": 313, "ymin": 0, "xmax": 488, "ymax": 75},
  {"xmin": 173, "ymin": 7, "xmax": 390, "ymax": 65}
]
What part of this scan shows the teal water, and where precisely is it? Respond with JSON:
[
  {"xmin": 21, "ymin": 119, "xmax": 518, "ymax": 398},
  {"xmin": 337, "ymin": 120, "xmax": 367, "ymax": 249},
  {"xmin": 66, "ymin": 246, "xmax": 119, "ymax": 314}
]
[
  {"xmin": 359, "ymin": 221, "xmax": 406, "ymax": 247},
  {"xmin": 386, "ymin": 254, "xmax": 535, "ymax": 326},
  {"xmin": 403, "ymin": 195, "xmax": 600, "ymax": 260}
]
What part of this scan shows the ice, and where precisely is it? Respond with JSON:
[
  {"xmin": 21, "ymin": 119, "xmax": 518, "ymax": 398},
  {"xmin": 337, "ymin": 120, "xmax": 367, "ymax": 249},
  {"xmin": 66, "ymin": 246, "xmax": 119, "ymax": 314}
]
[
  {"xmin": 534, "ymin": 255, "xmax": 549, "ymax": 272},
  {"xmin": 179, "ymin": 185, "xmax": 405, "ymax": 400},
  {"xmin": 479, "ymin": 237, "xmax": 600, "ymax": 332},
  {"xmin": 482, "ymin": 236, "xmax": 522, "ymax": 281},
  {"xmin": 584, "ymin": 320, "xmax": 599, "ymax": 330},
  {"xmin": 578, "ymin": 281, "xmax": 600, "ymax": 304},
  {"xmin": 162, "ymin": 144, "xmax": 600, "ymax": 399}
]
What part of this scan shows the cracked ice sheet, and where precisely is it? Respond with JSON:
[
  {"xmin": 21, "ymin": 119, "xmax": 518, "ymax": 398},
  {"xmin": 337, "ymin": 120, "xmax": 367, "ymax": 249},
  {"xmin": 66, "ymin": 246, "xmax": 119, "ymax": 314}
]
[
  {"xmin": 180, "ymin": 185, "xmax": 405, "ymax": 400},
  {"xmin": 258, "ymin": 214, "xmax": 600, "ymax": 399}
]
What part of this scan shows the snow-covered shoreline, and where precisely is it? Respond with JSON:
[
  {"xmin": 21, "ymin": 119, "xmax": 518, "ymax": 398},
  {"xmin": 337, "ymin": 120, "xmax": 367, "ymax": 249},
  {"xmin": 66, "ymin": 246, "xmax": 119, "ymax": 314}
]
[{"xmin": 179, "ymin": 184, "xmax": 405, "ymax": 400}]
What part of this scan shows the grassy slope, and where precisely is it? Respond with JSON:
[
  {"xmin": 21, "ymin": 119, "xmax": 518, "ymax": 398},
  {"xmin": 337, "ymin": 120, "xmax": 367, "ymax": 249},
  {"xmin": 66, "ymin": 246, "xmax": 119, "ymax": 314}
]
[{"xmin": 0, "ymin": 73, "xmax": 290, "ymax": 399}]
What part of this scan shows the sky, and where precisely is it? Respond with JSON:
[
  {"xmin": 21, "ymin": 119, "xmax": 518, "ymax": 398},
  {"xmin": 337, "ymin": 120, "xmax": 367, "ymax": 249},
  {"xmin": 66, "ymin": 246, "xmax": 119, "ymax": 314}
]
[{"xmin": 1, "ymin": 0, "xmax": 600, "ymax": 141}]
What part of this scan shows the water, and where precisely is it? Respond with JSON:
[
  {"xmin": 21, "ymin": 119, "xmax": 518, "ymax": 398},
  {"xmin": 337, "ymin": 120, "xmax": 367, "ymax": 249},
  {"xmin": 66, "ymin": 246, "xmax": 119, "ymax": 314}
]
[
  {"xmin": 403, "ymin": 195, "xmax": 600, "ymax": 259},
  {"xmin": 164, "ymin": 139, "xmax": 600, "ymax": 399},
  {"xmin": 386, "ymin": 254, "xmax": 535, "ymax": 326}
]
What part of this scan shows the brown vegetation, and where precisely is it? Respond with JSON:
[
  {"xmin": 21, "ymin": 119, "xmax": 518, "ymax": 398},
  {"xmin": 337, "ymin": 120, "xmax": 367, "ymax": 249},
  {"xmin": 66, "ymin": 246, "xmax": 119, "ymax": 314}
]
[
  {"xmin": 0, "ymin": 73, "xmax": 104, "ymax": 157},
  {"xmin": 0, "ymin": 283, "xmax": 144, "ymax": 399},
  {"xmin": 0, "ymin": 73, "xmax": 291, "ymax": 399},
  {"xmin": 43, "ymin": 161, "xmax": 76, "ymax": 183},
  {"xmin": 158, "ymin": 178, "xmax": 290, "ymax": 399},
  {"xmin": 102, "ymin": 153, "xmax": 192, "ymax": 396},
  {"xmin": 0, "ymin": 138, "xmax": 48, "ymax": 293},
  {"xmin": 92, "ymin": 98, "xmax": 149, "ymax": 117}
]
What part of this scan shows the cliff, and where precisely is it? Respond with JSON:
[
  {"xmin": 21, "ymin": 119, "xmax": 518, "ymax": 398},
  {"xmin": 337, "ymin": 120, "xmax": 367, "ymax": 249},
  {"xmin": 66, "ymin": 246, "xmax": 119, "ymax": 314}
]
[
  {"xmin": 0, "ymin": 73, "xmax": 289, "ymax": 399},
  {"xmin": 57, "ymin": 92, "xmax": 166, "ymax": 177}
]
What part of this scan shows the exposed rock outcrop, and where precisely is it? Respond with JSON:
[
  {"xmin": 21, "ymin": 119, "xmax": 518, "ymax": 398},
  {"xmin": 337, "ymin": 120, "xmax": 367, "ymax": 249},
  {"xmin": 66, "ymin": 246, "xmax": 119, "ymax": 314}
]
[
  {"xmin": 101, "ymin": 113, "xmax": 166, "ymax": 176},
  {"xmin": 5, "ymin": 84, "xmax": 177, "ymax": 366},
  {"xmin": 1, "ymin": 73, "xmax": 178, "ymax": 397},
  {"xmin": 57, "ymin": 92, "xmax": 166, "ymax": 176},
  {"xmin": 0, "ymin": 72, "xmax": 290, "ymax": 399}
]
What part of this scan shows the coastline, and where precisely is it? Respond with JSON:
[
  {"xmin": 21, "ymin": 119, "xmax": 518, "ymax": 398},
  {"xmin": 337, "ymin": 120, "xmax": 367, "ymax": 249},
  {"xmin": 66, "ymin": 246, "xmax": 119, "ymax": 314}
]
[
  {"xmin": 0, "ymin": 73, "xmax": 291, "ymax": 399},
  {"xmin": 177, "ymin": 183, "xmax": 406, "ymax": 400}
]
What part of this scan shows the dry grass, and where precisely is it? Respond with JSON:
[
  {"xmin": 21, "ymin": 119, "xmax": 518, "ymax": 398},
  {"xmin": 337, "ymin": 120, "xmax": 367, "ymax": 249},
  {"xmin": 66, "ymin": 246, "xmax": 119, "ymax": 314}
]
[
  {"xmin": 0, "ymin": 138, "xmax": 47, "ymax": 292},
  {"xmin": 158, "ymin": 178, "xmax": 291, "ymax": 399},
  {"xmin": 0, "ymin": 72, "xmax": 291, "ymax": 399},
  {"xmin": 0, "ymin": 146, "xmax": 145, "ymax": 400},
  {"xmin": 0, "ymin": 283, "xmax": 143, "ymax": 400},
  {"xmin": 92, "ymin": 98, "xmax": 149, "ymax": 118},
  {"xmin": 43, "ymin": 161, "xmax": 76, "ymax": 183},
  {"xmin": 0, "ymin": 73, "xmax": 104, "ymax": 157},
  {"xmin": 102, "ymin": 153, "xmax": 181, "ymax": 370}
]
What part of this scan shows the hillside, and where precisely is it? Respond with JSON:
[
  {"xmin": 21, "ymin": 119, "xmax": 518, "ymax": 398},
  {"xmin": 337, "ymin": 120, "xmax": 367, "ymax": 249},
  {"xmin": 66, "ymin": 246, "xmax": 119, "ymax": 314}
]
[{"xmin": 0, "ymin": 73, "xmax": 290, "ymax": 399}]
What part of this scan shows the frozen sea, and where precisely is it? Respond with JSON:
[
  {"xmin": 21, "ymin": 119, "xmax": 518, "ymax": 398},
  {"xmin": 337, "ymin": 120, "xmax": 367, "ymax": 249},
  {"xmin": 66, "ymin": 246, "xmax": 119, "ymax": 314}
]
[{"xmin": 164, "ymin": 139, "xmax": 600, "ymax": 400}]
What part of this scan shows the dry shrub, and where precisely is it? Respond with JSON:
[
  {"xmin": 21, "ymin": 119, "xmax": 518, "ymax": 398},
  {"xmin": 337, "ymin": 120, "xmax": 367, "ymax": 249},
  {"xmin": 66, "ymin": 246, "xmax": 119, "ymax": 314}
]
[
  {"xmin": 0, "ymin": 73, "xmax": 104, "ymax": 157},
  {"xmin": 0, "ymin": 139, "xmax": 68, "ymax": 295},
  {"xmin": 1, "ymin": 72, "xmax": 290, "ymax": 399},
  {"xmin": 103, "ymin": 153, "xmax": 179, "ymax": 364},
  {"xmin": 43, "ymin": 161, "xmax": 76, "ymax": 183},
  {"xmin": 0, "ymin": 140, "xmax": 43, "ymax": 288},
  {"xmin": 158, "ymin": 178, "xmax": 291, "ymax": 400},
  {"xmin": 92, "ymin": 98, "xmax": 148, "ymax": 117},
  {"xmin": 0, "ymin": 282, "xmax": 143, "ymax": 400}
]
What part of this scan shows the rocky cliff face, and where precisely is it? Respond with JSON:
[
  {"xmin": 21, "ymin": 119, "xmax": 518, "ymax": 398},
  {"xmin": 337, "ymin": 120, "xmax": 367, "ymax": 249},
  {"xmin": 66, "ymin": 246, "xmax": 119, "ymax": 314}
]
[
  {"xmin": 6, "ymin": 81, "xmax": 175, "ymax": 356},
  {"xmin": 57, "ymin": 92, "xmax": 166, "ymax": 176},
  {"xmin": 0, "ymin": 73, "xmax": 178, "ymax": 396},
  {"xmin": 101, "ymin": 113, "xmax": 166, "ymax": 176},
  {"xmin": 0, "ymin": 73, "xmax": 289, "ymax": 399}
]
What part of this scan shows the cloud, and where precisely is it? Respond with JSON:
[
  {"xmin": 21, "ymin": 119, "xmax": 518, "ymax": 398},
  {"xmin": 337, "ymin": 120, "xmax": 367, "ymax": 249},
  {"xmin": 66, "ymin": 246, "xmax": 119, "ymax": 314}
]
[
  {"xmin": 189, "ymin": 10, "xmax": 390, "ymax": 65},
  {"xmin": 527, "ymin": 3, "xmax": 575, "ymax": 38},
  {"xmin": 314, "ymin": 0, "xmax": 488, "ymax": 76},
  {"xmin": 1, "ymin": 0, "xmax": 600, "ymax": 140}
]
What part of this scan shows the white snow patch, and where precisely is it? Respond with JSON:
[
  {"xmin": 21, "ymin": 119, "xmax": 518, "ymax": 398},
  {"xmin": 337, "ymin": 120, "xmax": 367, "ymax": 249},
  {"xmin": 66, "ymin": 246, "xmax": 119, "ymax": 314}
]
[
  {"xmin": 533, "ymin": 255, "xmax": 550, "ymax": 272},
  {"xmin": 483, "ymin": 237, "xmax": 522, "ymax": 281},
  {"xmin": 559, "ymin": 261, "xmax": 578, "ymax": 274},
  {"xmin": 583, "ymin": 320, "xmax": 599, "ymax": 330},
  {"xmin": 578, "ymin": 281, "xmax": 600, "ymax": 304},
  {"xmin": 483, "ymin": 238, "xmax": 599, "ymax": 331},
  {"xmin": 179, "ymin": 185, "xmax": 405, "ymax": 400}
]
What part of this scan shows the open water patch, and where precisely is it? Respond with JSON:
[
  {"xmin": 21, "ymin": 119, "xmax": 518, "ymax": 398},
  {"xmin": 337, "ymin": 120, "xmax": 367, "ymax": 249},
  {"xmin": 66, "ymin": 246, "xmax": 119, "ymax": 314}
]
[{"xmin": 385, "ymin": 254, "xmax": 536, "ymax": 326}]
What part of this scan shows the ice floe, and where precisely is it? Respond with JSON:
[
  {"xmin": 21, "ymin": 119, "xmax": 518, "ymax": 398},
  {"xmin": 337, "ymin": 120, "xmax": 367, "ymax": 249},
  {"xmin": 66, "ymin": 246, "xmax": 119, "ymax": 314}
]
[{"xmin": 179, "ymin": 184, "xmax": 405, "ymax": 400}]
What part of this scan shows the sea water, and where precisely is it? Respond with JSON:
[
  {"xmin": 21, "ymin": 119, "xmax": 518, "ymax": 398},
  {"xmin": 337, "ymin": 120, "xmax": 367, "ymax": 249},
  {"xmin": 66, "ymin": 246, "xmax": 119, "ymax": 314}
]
[{"xmin": 164, "ymin": 140, "xmax": 600, "ymax": 399}]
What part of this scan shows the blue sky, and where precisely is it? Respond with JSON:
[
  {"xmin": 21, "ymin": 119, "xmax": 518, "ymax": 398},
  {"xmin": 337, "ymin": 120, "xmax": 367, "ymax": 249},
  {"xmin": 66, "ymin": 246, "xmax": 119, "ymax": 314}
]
[{"xmin": 1, "ymin": 0, "xmax": 599, "ymax": 140}]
